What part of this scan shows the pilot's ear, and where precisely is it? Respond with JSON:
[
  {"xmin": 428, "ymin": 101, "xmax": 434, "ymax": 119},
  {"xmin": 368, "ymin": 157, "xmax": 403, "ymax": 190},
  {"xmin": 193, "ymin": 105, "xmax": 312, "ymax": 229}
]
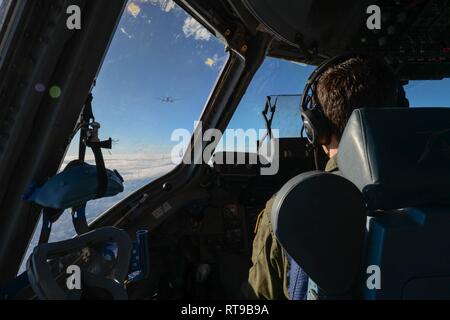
[{"xmin": 322, "ymin": 144, "xmax": 330, "ymax": 157}]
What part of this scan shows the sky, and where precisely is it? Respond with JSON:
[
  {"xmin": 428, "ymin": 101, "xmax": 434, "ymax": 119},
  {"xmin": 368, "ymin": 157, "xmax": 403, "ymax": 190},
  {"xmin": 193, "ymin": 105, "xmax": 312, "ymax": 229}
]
[
  {"xmin": 65, "ymin": 0, "xmax": 450, "ymax": 158},
  {"xmin": 21, "ymin": 0, "xmax": 228, "ymax": 272},
  {"xmin": 20, "ymin": 0, "xmax": 450, "ymax": 272},
  {"xmin": 68, "ymin": 0, "xmax": 229, "ymax": 156}
]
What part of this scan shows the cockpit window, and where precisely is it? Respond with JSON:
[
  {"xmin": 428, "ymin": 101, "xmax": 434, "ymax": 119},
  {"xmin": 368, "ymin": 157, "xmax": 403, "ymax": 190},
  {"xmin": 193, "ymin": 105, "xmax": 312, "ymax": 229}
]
[
  {"xmin": 21, "ymin": 0, "xmax": 228, "ymax": 272},
  {"xmin": 216, "ymin": 58, "xmax": 314, "ymax": 154},
  {"xmin": 405, "ymin": 79, "xmax": 450, "ymax": 107},
  {"xmin": 218, "ymin": 59, "xmax": 450, "ymax": 154}
]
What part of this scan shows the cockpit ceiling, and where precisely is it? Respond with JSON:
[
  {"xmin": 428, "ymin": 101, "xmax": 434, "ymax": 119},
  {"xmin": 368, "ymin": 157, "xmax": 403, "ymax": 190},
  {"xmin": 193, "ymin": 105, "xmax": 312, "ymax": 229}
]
[{"xmin": 241, "ymin": 0, "xmax": 450, "ymax": 80}]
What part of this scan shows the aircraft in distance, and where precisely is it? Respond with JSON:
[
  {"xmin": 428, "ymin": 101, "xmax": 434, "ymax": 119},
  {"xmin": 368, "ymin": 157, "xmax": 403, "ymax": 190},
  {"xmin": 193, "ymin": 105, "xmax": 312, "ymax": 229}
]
[
  {"xmin": 0, "ymin": 0, "xmax": 449, "ymax": 301},
  {"xmin": 156, "ymin": 96, "xmax": 181, "ymax": 103}
]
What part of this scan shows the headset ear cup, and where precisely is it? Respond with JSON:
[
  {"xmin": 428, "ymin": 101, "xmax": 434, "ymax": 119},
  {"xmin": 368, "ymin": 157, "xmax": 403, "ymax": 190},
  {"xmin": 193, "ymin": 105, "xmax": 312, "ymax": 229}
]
[
  {"xmin": 302, "ymin": 110, "xmax": 317, "ymax": 144},
  {"xmin": 301, "ymin": 108, "xmax": 332, "ymax": 146}
]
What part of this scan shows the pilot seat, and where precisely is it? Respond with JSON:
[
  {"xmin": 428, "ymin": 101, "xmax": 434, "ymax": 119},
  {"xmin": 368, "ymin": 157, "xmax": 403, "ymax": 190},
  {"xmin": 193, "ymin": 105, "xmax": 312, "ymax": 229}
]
[{"xmin": 272, "ymin": 107, "xmax": 450, "ymax": 300}]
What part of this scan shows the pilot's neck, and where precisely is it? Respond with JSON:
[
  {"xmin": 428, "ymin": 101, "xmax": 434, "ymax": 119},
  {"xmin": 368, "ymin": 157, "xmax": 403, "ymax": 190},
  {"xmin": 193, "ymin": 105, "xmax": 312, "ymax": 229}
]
[
  {"xmin": 323, "ymin": 135, "xmax": 339, "ymax": 159},
  {"xmin": 328, "ymin": 148, "xmax": 338, "ymax": 159}
]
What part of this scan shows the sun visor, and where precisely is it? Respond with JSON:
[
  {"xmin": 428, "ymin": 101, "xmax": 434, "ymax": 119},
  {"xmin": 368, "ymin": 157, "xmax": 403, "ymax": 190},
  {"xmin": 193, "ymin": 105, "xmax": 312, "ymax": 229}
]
[{"xmin": 24, "ymin": 162, "xmax": 124, "ymax": 210}]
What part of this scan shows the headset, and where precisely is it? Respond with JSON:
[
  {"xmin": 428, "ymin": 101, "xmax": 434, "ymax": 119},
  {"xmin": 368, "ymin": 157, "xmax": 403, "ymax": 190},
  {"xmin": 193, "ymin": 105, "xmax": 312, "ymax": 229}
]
[{"xmin": 300, "ymin": 53, "xmax": 409, "ymax": 147}]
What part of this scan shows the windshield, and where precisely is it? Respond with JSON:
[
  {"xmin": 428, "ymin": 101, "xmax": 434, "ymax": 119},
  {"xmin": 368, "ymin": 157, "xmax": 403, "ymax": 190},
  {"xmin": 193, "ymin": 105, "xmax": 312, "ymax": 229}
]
[
  {"xmin": 264, "ymin": 94, "xmax": 303, "ymax": 138},
  {"xmin": 406, "ymin": 80, "xmax": 450, "ymax": 107},
  {"xmin": 21, "ymin": 0, "xmax": 228, "ymax": 273},
  {"xmin": 216, "ymin": 58, "xmax": 314, "ymax": 154},
  {"xmin": 217, "ymin": 58, "xmax": 450, "ymax": 156}
]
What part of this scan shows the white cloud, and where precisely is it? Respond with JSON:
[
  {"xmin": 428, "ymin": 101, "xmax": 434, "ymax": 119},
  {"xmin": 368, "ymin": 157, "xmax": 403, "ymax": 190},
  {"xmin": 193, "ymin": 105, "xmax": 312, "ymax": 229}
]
[
  {"xmin": 134, "ymin": 0, "xmax": 176, "ymax": 13},
  {"xmin": 205, "ymin": 58, "xmax": 215, "ymax": 67},
  {"xmin": 127, "ymin": 2, "xmax": 141, "ymax": 18},
  {"xmin": 120, "ymin": 27, "xmax": 134, "ymax": 39},
  {"xmin": 182, "ymin": 16, "xmax": 211, "ymax": 41},
  {"xmin": 160, "ymin": 0, "xmax": 176, "ymax": 12},
  {"xmin": 64, "ymin": 153, "xmax": 175, "ymax": 182},
  {"xmin": 205, "ymin": 53, "xmax": 227, "ymax": 69},
  {"xmin": 125, "ymin": 0, "xmax": 176, "ymax": 20}
]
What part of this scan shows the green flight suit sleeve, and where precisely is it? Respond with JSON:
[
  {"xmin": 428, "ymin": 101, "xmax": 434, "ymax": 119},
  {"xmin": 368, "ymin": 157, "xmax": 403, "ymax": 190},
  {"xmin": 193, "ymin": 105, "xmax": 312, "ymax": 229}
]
[{"xmin": 248, "ymin": 197, "xmax": 290, "ymax": 300}]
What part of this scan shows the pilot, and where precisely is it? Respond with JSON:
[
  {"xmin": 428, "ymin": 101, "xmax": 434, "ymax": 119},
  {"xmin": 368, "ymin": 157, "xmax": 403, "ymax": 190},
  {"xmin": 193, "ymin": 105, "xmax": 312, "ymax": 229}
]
[{"xmin": 248, "ymin": 54, "xmax": 409, "ymax": 300}]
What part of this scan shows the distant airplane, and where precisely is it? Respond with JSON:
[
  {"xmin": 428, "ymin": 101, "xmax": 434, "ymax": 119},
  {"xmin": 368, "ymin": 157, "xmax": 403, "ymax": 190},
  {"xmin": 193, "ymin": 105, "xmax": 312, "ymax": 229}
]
[{"xmin": 156, "ymin": 96, "xmax": 181, "ymax": 103}]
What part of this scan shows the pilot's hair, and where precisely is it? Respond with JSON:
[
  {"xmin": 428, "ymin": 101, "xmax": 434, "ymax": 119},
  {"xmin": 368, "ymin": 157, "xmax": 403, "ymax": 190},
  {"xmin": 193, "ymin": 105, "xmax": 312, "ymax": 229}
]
[{"xmin": 315, "ymin": 56, "xmax": 401, "ymax": 140}]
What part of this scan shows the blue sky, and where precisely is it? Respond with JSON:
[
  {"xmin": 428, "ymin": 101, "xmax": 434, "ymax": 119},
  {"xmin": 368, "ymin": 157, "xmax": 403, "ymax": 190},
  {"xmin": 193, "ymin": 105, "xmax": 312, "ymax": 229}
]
[
  {"xmin": 405, "ymin": 80, "xmax": 450, "ymax": 107},
  {"xmin": 67, "ymin": 0, "xmax": 228, "ymax": 156},
  {"xmin": 65, "ymin": 0, "xmax": 450, "ymax": 158}
]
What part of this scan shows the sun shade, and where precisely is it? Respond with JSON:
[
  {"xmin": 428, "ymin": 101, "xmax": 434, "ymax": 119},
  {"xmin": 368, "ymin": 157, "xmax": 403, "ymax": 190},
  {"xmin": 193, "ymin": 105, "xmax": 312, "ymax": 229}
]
[{"xmin": 24, "ymin": 163, "xmax": 124, "ymax": 210}]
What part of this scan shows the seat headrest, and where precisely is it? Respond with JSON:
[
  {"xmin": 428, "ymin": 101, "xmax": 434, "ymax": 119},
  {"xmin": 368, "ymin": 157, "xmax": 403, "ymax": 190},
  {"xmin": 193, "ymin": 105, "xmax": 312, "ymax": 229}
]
[
  {"xmin": 271, "ymin": 172, "xmax": 366, "ymax": 295},
  {"xmin": 338, "ymin": 108, "xmax": 450, "ymax": 210}
]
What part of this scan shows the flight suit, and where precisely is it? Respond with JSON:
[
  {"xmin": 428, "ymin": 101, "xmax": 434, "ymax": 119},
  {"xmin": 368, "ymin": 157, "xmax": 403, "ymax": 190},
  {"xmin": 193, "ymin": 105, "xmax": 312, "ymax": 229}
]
[{"xmin": 248, "ymin": 156, "xmax": 339, "ymax": 300}]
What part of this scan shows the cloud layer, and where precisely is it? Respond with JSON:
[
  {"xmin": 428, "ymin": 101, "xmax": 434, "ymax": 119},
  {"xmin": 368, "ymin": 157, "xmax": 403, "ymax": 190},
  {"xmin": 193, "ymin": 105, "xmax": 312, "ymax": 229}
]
[
  {"xmin": 128, "ymin": 0, "xmax": 176, "ymax": 16},
  {"xmin": 182, "ymin": 16, "xmax": 212, "ymax": 41},
  {"xmin": 124, "ymin": 0, "xmax": 213, "ymax": 43}
]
